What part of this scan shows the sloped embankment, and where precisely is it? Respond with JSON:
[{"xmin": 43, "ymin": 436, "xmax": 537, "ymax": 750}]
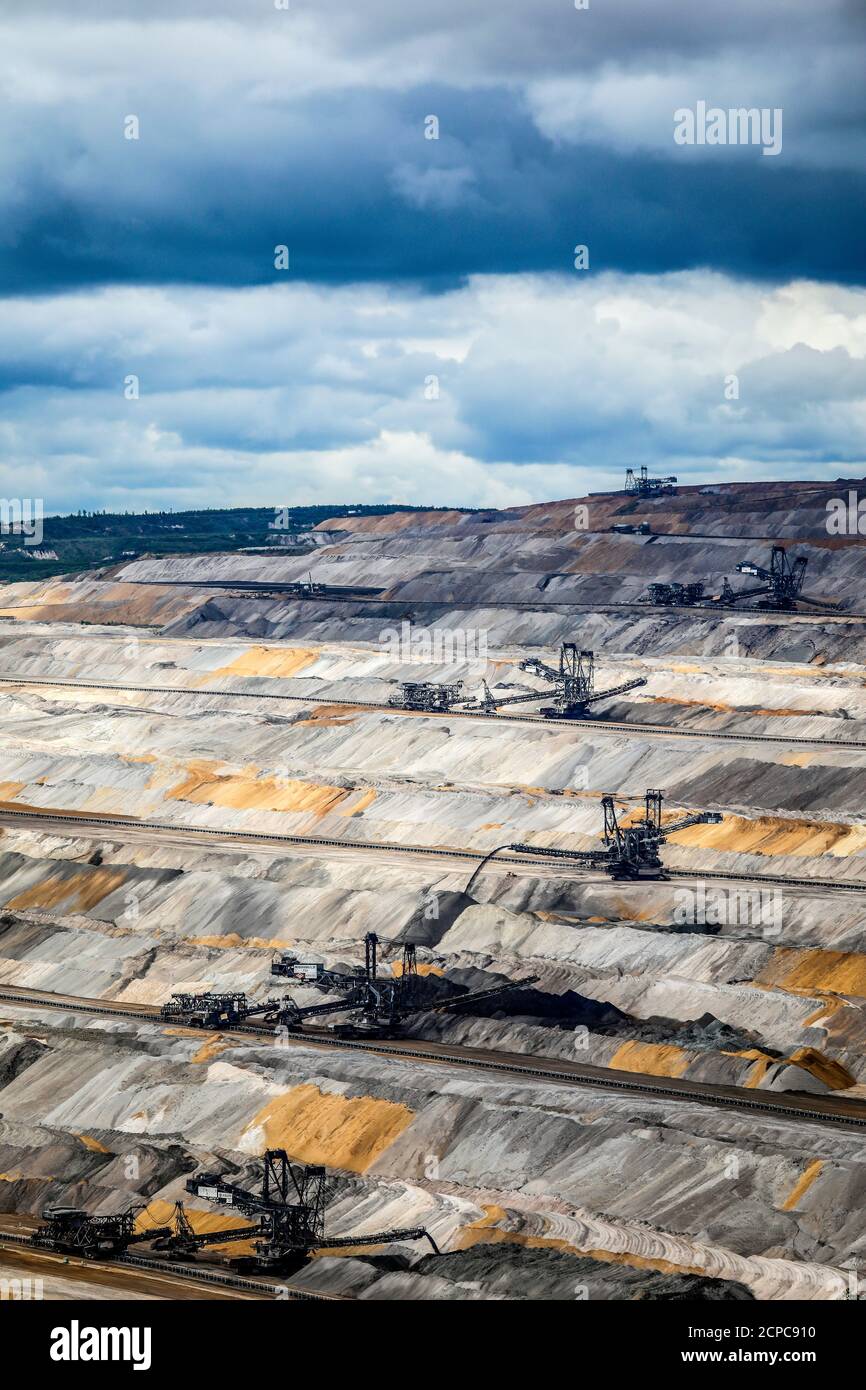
[{"xmin": 0, "ymin": 998, "xmax": 859, "ymax": 1299}]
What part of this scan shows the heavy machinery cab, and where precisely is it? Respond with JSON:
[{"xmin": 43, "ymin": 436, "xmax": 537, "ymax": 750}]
[
  {"xmin": 645, "ymin": 581, "xmax": 705, "ymax": 607},
  {"xmin": 32, "ymin": 1206, "xmax": 169, "ymax": 1257},
  {"xmin": 725, "ymin": 547, "xmax": 836, "ymax": 612},
  {"xmin": 602, "ymin": 789, "xmax": 722, "ymax": 878},
  {"xmin": 624, "ymin": 465, "xmax": 677, "ymax": 497},
  {"xmin": 519, "ymin": 645, "xmax": 646, "ymax": 719},
  {"xmin": 495, "ymin": 789, "xmax": 722, "ymax": 885},
  {"xmin": 389, "ymin": 680, "xmax": 465, "ymax": 713},
  {"xmin": 160, "ymin": 991, "xmax": 295, "ymax": 1029},
  {"xmin": 160, "ymin": 992, "xmax": 251, "ymax": 1028}
]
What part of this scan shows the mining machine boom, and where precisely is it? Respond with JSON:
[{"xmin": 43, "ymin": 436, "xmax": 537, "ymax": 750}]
[
  {"xmin": 467, "ymin": 788, "xmax": 722, "ymax": 888},
  {"xmin": 725, "ymin": 546, "xmax": 839, "ymax": 612},
  {"xmin": 161, "ymin": 1149, "xmax": 439, "ymax": 1271}
]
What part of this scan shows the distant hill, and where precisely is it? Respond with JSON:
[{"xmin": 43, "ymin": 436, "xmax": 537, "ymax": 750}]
[{"xmin": 0, "ymin": 502, "xmax": 452, "ymax": 583}]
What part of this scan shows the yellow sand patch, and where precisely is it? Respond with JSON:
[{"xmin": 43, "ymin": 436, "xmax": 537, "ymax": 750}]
[
  {"xmin": 453, "ymin": 1204, "xmax": 508, "ymax": 1245},
  {"xmin": 669, "ymin": 811, "xmax": 866, "ymax": 859},
  {"xmin": 0, "ymin": 607, "xmax": 60, "ymax": 620},
  {"xmin": 652, "ymin": 697, "xmax": 821, "ymax": 720},
  {"xmin": 617, "ymin": 803, "xmax": 663, "ymax": 829},
  {"xmin": 725, "ymin": 1044, "xmax": 853, "ymax": 1090},
  {"xmin": 802, "ymin": 1000, "xmax": 844, "ymax": 1027},
  {"xmin": 191, "ymin": 1035, "xmax": 234, "ymax": 1064},
  {"xmin": 77, "ymin": 1134, "xmax": 112, "ymax": 1154},
  {"xmin": 753, "ymin": 707, "xmax": 823, "ymax": 718},
  {"xmin": 723, "ymin": 1047, "xmax": 776, "ymax": 1088},
  {"xmin": 534, "ymin": 909, "xmax": 584, "ymax": 924},
  {"xmin": 165, "ymin": 759, "xmax": 351, "ymax": 816},
  {"xmin": 650, "ymin": 695, "xmax": 733, "ymax": 714},
  {"xmin": 583, "ymin": 1246, "xmax": 724, "ymax": 1280},
  {"xmin": 780, "ymin": 1159, "xmax": 823, "ymax": 1211},
  {"xmin": 0, "ymin": 582, "xmax": 200, "ymax": 628},
  {"xmin": 0, "ymin": 798, "xmax": 137, "ymax": 823},
  {"xmin": 204, "ymin": 645, "xmax": 319, "ymax": 680},
  {"xmin": 608, "ymin": 1040, "xmax": 690, "ymax": 1079},
  {"xmin": 7, "ymin": 867, "xmax": 127, "ymax": 912},
  {"xmin": 456, "ymin": 1206, "xmax": 714, "ymax": 1282},
  {"xmin": 785, "ymin": 1047, "xmax": 855, "ymax": 1089},
  {"xmin": 756, "ymin": 947, "xmax": 866, "ymax": 999},
  {"xmin": 241, "ymin": 1083, "xmax": 414, "ymax": 1172},
  {"xmin": 725, "ymin": 1048, "xmax": 772, "ymax": 1062},
  {"xmin": 293, "ymin": 705, "xmax": 359, "ymax": 727},
  {"xmin": 0, "ymin": 1171, "xmax": 56, "ymax": 1182},
  {"xmin": 186, "ymin": 934, "xmax": 292, "ymax": 951},
  {"xmin": 626, "ymin": 904, "xmax": 667, "ymax": 923},
  {"xmin": 0, "ymin": 781, "xmax": 25, "ymax": 801},
  {"xmin": 743, "ymin": 1056, "xmax": 775, "ymax": 1088},
  {"xmin": 341, "ymin": 788, "xmax": 376, "ymax": 817}
]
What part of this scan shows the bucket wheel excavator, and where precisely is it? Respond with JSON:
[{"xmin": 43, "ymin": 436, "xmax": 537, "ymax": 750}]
[
  {"xmin": 466, "ymin": 789, "xmax": 722, "ymax": 890},
  {"xmin": 156, "ymin": 1149, "xmax": 439, "ymax": 1272},
  {"xmin": 470, "ymin": 645, "xmax": 646, "ymax": 719},
  {"xmin": 721, "ymin": 546, "xmax": 839, "ymax": 612}
]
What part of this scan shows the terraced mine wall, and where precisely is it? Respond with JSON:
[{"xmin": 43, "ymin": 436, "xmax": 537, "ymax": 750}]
[{"xmin": 1, "ymin": 478, "xmax": 866, "ymax": 1299}]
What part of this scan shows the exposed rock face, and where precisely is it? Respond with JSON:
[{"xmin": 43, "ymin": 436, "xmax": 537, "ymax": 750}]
[
  {"xmin": 0, "ymin": 999, "xmax": 860, "ymax": 1300},
  {"xmin": 1, "ymin": 479, "xmax": 866, "ymax": 1300}
]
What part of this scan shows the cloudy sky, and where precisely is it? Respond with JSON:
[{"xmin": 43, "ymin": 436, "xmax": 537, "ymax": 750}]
[{"xmin": 1, "ymin": 0, "xmax": 865, "ymax": 513}]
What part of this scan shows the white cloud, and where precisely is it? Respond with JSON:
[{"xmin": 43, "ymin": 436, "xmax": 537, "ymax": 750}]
[
  {"xmin": 526, "ymin": 48, "xmax": 866, "ymax": 168},
  {"xmin": 1, "ymin": 271, "xmax": 865, "ymax": 512},
  {"xmin": 390, "ymin": 164, "xmax": 477, "ymax": 211},
  {"xmin": 0, "ymin": 2, "xmax": 861, "ymax": 168}
]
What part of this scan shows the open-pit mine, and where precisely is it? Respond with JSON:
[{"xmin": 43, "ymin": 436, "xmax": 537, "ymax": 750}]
[{"xmin": 3, "ymin": 475, "xmax": 866, "ymax": 1302}]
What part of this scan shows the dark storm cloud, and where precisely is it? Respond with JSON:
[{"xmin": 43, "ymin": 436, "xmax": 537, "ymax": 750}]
[
  {"xmin": 3, "ymin": 84, "xmax": 866, "ymax": 294},
  {"xmin": 0, "ymin": 1, "xmax": 842, "ymax": 73},
  {"xmin": 0, "ymin": 2, "xmax": 863, "ymax": 508},
  {"xmin": 0, "ymin": 2, "xmax": 864, "ymax": 292}
]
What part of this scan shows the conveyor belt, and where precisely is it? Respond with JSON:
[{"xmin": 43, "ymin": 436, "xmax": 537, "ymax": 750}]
[
  {"xmin": 1, "ymin": 985, "xmax": 864, "ymax": 1131},
  {"xmin": 0, "ymin": 805, "xmax": 863, "ymax": 894},
  {"xmin": 1, "ymin": 676, "xmax": 864, "ymax": 750},
  {"xmin": 0, "ymin": 1230, "xmax": 345, "ymax": 1299}
]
